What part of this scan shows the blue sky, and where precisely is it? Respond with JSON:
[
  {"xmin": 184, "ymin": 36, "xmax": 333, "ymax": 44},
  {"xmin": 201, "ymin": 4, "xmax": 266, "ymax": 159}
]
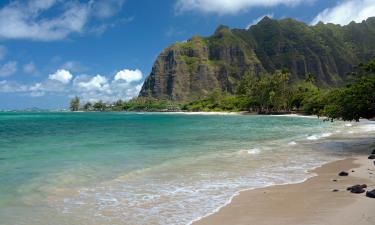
[{"xmin": 0, "ymin": 0, "xmax": 374, "ymax": 109}]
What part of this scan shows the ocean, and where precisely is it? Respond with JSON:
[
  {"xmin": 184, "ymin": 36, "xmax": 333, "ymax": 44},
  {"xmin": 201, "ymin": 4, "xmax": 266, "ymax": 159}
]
[{"xmin": 0, "ymin": 112, "xmax": 374, "ymax": 225}]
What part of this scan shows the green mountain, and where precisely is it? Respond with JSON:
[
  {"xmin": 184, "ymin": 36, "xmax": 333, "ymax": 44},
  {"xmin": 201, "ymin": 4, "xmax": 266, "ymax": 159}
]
[{"xmin": 139, "ymin": 17, "xmax": 375, "ymax": 101}]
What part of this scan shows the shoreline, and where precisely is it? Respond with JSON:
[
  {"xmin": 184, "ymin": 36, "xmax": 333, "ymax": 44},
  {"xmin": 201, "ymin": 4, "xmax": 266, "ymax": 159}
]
[{"xmin": 193, "ymin": 155, "xmax": 375, "ymax": 225}]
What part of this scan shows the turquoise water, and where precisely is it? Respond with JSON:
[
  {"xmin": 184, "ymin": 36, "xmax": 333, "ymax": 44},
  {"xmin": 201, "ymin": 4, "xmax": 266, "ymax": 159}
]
[{"xmin": 0, "ymin": 112, "xmax": 373, "ymax": 225}]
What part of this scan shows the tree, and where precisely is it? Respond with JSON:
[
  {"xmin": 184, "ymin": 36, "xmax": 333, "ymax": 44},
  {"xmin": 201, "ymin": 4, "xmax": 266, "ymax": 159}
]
[
  {"xmin": 83, "ymin": 102, "xmax": 92, "ymax": 111},
  {"xmin": 70, "ymin": 96, "xmax": 80, "ymax": 111},
  {"xmin": 323, "ymin": 77, "xmax": 375, "ymax": 121},
  {"xmin": 93, "ymin": 101, "xmax": 106, "ymax": 111}
]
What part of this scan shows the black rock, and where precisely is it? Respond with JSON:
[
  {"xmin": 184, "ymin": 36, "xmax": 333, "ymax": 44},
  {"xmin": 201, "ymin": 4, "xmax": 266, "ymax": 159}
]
[
  {"xmin": 347, "ymin": 184, "xmax": 367, "ymax": 194},
  {"xmin": 352, "ymin": 170, "xmax": 355, "ymax": 172},
  {"xmin": 339, "ymin": 171, "xmax": 349, "ymax": 176},
  {"xmin": 368, "ymin": 154, "xmax": 375, "ymax": 159},
  {"xmin": 332, "ymin": 179, "xmax": 338, "ymax": 182},
  {"xmin": 371, "ymin": 149, "xmax": 375, "ymax": 154},
  {"xmin": 350, "ymin": 187, "xmax": 366, "ymax": 194},
  {"xmin": 332, "ymin": 189, "xmax": 339, "ymax": 192},
  {"xmin": 366, "ymin": 189, "xmax": 375, "ymax": 198}
]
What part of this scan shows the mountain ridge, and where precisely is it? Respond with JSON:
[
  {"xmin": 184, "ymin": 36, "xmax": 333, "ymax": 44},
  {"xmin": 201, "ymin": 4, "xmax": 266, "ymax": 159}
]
[{"xmin": 139, "ymin": 17, "xmax": 375, "ymax": 101}]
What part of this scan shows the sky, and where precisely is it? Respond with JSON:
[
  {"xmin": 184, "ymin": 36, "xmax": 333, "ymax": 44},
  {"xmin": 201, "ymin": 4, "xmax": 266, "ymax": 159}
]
[{"xmin": 0, "ymin": 0, "xmax": 375, "ymax": 110}]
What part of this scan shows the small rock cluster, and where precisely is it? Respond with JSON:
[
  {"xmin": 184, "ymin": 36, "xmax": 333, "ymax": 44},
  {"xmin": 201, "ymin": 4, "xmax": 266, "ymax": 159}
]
[
  {"xmin": 366, "ymin": 189, "xmax": 375, "ymax": 198},
  {"xmin": 366, "ymin": 148, "xmax": 375, "ymax": 198},
  {"xmin": 333, "ymin": 148, "xmax": 375, "ymax": 198},
  {"xmin": 347, "ymin": 184, "xmax": 367, "ymax": 193}
]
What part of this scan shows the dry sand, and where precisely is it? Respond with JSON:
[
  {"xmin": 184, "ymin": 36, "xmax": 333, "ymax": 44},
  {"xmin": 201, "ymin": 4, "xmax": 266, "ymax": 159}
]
[{"xmin": 194, "ymin": 156, "xmax": 375, "ymax": 225}]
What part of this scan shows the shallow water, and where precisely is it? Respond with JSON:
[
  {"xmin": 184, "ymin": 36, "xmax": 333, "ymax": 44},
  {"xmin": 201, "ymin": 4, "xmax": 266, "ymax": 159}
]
[{"xmin": 0, "ymin": 112, "xmax": 374, "ymax": 225}]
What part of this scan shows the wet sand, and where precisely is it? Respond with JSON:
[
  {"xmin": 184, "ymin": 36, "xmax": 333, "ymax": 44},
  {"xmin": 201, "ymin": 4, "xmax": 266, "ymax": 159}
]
[{"xmin": 194, "ymin": 156, "xmax": 375, "ymax": 225}]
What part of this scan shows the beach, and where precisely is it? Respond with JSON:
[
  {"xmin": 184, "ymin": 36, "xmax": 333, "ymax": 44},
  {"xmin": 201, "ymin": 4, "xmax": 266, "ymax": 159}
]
[
  {"xmin": 194, "ymin": 155, "xmax": 375, "ymax": 225},
  {"xmin": 1, "ymin": 112, "xmax": 374, "ymax": 225}
]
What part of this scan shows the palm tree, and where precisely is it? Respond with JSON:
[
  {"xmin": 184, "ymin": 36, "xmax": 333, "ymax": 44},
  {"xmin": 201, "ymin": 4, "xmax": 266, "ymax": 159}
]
[{"xmin": 70, "ymin": 96, "xmax": 80, "ymax": 111}]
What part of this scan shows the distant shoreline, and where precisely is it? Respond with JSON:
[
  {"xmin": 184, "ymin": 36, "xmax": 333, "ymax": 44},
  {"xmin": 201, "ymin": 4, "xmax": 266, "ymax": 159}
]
[{"xmin": 0, "ymin": 110, "xmax": 351, "ymax": 121}]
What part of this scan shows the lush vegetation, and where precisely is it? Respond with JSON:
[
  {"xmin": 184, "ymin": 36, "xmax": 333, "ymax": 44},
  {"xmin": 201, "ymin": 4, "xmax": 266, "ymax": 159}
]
[
  {"xmin": 178, "ymin": 59, "xmax": 375, "ymax": 121},
  {"xmin": 73, "ymin": 97, "xmax": 181, "ymax": 112},
  {"xmin": 70, "ymin": 59, "xmax": 375, "ymax": 121},
  {"xmin": 69, "ymin": 96, "xmax": 80, "ymax": 111}
]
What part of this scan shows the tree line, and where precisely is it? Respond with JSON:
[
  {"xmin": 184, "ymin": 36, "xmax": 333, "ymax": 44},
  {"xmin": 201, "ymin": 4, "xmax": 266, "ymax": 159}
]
[
  {"xmin": 70, "ymin": 59, "xmax": 375, "ymax": 121},
  {"xmin": 70, "ymin": 97, "xmax": 180, "ymax": 112}
]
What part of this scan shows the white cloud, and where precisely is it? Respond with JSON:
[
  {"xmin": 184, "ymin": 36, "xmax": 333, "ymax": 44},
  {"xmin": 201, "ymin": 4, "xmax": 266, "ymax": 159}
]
[
  {"xmin": 73, "ymin": 69, "xmax": 144, "ymax": 102},
  {"xmin": 88, "ymin": 16, "xmax": 135, "ymax": 35},
  {"xmin": 28, "ymin": 79, "xmax": 68, "ymax": 97},
  {"xmin": 23, "ymin": 62, "xmax": 38, "ymax": 75},
  {"xmin": 74, "ymin": 74, "xmax": 109, "ymax": 91},
  {"xmin": 0, "ymin": 0, "xmax": 126, "ymax": 41},
  {"xmin": 92, "ymin": 0, "xmax": 125, "ymax": 19},
  {"xmin": 114, "ymin": 69, "xmax": 143, "ymax": 83},
  {"xmin": 48, "ymin": 69, "xmax": 73, "ymax": 84},
  {"xmin": 61, "ymin": 61, "xmax": 87, "ymax": 73},
  {"xmin": 0, "ymin": 78, "xmax": 67, "ymax": 97},
  {"xmin": 312, "ymin": 0, "xmax": 375, "ymax": 25},
  {"xmin": 0, "ymin": 61, "xmax": 17, "ymax": 77},
  {"xmin": 0, "ymin": 45, "xmax": 7, "ymax": 60},
  {"xmin": 175, "ymin": 0, "xmax": 311, "ymax": 14},
  {"xmin": 0, "ymin": 80, "xmax": 28, "ymax": 92},
  {"xmin": 1, "ymin": 68, "xmax": 143, "ymax": 102},
  {"xmin": 246, "ymin": 13, "xmax": 274, "ymax": 29},
  {"xmin": 29, "ymin": 82, "xmax": 45, "ymax": 96},
  {"xmin": 0, "ymin": 1, "xmax": 89, "ymax": 41}
]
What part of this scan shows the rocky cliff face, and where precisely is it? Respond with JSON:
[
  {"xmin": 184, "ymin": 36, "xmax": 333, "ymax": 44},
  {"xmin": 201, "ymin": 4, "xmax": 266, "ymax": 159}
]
[{"xmin": 139, "ymin": 17, "xmax": 375, "ymax": 101}]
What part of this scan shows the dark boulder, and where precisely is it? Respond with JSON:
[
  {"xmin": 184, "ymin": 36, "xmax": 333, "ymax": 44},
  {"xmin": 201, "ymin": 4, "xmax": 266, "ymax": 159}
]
[
  {"xmin": 332, "ymin": 189, "xmax": 339, "ymax": 192},
  {"xmin": 371, "ymin": 149, "xmax": 375, "ymax": 154},
  {"xmin": 338, "ymin": 171, "xmax": 349, "ymax": 176},
  {"xmin": 368, "ymin": 154, "xmax": 375, "ymax": 159},
  {"xmin": 347, "ymin": 184, "xmax": 367, "ymax": 194},
  {"xmin": 366, "ymin": 189, "xmax": 375, "ymax": 198}
]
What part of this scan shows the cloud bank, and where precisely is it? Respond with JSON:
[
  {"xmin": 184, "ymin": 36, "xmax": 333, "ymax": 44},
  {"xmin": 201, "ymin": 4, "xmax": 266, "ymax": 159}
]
[
  {"xmin": 0, "ymin": 68, "xmax": 144, "ymax": 103},
  {"xmin": 175, "ymin": 0, "xmax": 311, "ymax": 14},
  {"xmin": 312, "ymin": 0, "xmax": 375, "ymax": 25},
  {"xmin": 0, "ymin": 0, "xmax": 126, "ymax": 41}
]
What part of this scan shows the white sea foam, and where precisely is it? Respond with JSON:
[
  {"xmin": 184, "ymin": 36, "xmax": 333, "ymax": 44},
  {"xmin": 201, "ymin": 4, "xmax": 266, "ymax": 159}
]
[
  {"xmin": 307, "ymin": 132, "xmax": 332, "ymax": 140},
  {"xmin": 165, "ymin": 111, "xmax": 241, "ymax": 116},
  {"xmin": 54, "ymin": 146, "xmax": 341, "ymax": 225},
  {"xmin": 288, "ymin": 141, "xmax": 297, "ymax": 145},
  {"xmin": 238, "ymin": 148, "xmax": 261, "ymax": 155},
  {"xmin": 362, "ymin": 124, "xmax": 375, "ymax": 132},
  {"xmin": 269, "ymin": 114, "xmax": 319, "ymax": 119},
  {"xmin": 307, "ymin": 135, "xmax": 318, "ymax": 140},
  {"xmin": 247, "ymin": 148, "xmax": 261, "ymax": 154}
]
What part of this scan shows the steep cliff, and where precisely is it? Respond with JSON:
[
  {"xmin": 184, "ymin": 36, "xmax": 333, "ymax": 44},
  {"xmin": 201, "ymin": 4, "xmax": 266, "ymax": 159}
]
[{"xmin": 139, "ymin": 17, "xmax": 375, "ymax": 101}]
